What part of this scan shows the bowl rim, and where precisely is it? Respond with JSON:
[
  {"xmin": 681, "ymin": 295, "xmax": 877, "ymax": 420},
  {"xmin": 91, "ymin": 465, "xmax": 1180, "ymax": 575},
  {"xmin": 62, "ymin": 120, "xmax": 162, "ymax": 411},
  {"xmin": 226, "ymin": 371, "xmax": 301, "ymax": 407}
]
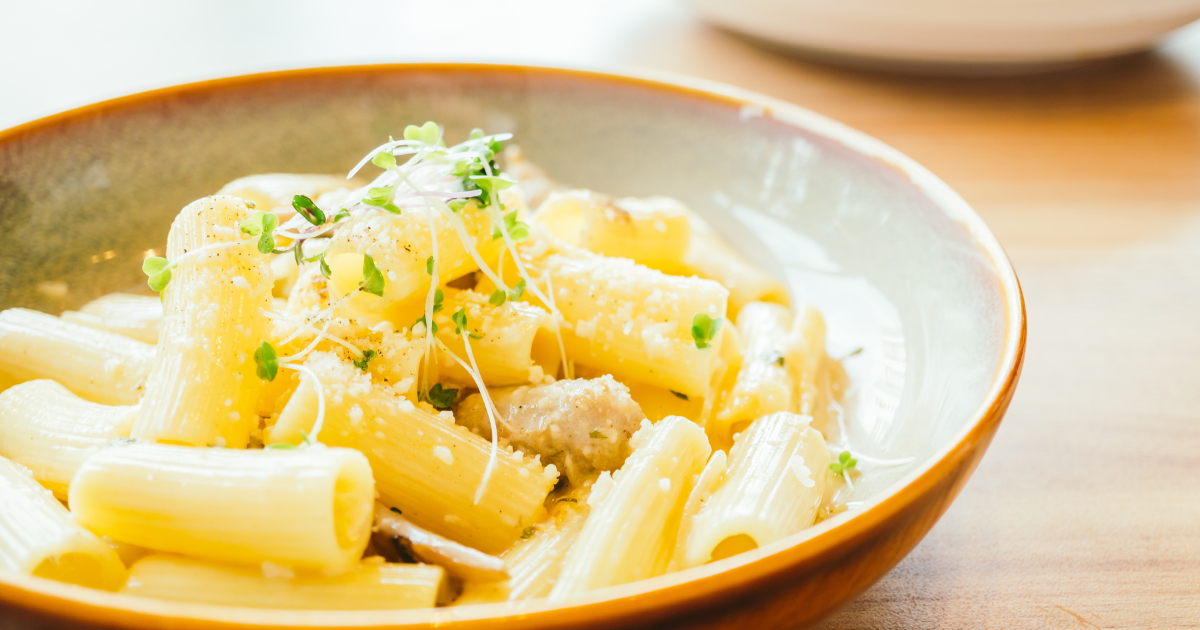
[{"xmin": 0, "ymin": 62, "xmax": 1027, "ymax": 629}]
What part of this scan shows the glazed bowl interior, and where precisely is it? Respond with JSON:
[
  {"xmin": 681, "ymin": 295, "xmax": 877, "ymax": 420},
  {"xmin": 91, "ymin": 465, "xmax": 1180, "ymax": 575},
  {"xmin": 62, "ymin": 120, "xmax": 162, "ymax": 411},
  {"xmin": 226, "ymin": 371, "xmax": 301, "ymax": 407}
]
[{"xmin": 0, "ymin": 64, "xmax": 1022, "ymax": 628}]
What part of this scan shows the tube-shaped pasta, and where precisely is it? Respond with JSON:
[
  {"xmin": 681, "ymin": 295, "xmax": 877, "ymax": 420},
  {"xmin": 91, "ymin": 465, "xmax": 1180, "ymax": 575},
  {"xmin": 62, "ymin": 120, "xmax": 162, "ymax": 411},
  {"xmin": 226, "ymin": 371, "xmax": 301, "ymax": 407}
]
[
  {"xmin": 217, "ymin": 173, "xmax": 356, "ymax": 224},
  {"xmin": 60, "ymin": 293, "xmax": 163, "ymax": 344},
  {"xmin": 682, "ymin": 214, "xmax": 789, "ymax": 317},
  {"xmin": 549, "ymin": 416, "xmax": 711, "ymax": 600},
  {"xmin": 0, "ymin": 380, "xmax": 137, "ymax": 499},
  {"xmin": 520, "ymin": 234, "xmax": 729, "ymax": 398},
  {"xmin": 713, "ymin": 302, "xmax": 800, "ymax": 442},
  {"xmin": 68, "ymin": 443, "xmax": 374, "ymax": 574},
  {"xmin": 269, "ymin": 352, "xmax": 557, "ymax": 554},
  {"xmin": 0, "ymin": 308, "xmax": 153, "ymax": 406},
  {"xmin": 0, "ymin": 456, "xmax": 127, "ymax": 591},
  {"xmin": 122, "ymin": 555, "xmax": 444, "ymax": 610},
  {"xmin": 431, "ymin": 288, "xmax": 557, "ymax": 386},
  {"xmin": 132, "ymin": 195, "xmax": 273, "ymax": 448},
  {"xmin": 683, "ymin": 412, "xmax": 829, "ymax": 568},
  {"xmin": 668, "ymin": 449, "xmax": 728, "ymax": 572},
  {"xmin": 536, "ymin": 191, "xmax": 691, "ymax": 271},
  {"xmin": 793, "ymin": 305, "xmax": 828, "ymax": 421}
]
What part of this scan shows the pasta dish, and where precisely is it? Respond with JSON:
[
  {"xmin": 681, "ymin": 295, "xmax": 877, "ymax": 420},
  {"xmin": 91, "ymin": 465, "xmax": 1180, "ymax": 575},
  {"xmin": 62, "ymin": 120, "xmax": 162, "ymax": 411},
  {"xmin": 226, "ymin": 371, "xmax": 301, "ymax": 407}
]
[{"xmin": 0, "ymin": 123, "xmax": 863, "ymax": 609}]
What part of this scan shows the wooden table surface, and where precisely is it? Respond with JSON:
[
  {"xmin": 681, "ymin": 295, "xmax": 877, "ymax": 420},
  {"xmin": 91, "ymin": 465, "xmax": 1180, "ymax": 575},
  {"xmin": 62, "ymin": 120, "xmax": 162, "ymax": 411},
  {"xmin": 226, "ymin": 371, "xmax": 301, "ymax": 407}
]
[{"xmin": 4, "ymin": 1, "xmax": 1199, "ymax": 628}]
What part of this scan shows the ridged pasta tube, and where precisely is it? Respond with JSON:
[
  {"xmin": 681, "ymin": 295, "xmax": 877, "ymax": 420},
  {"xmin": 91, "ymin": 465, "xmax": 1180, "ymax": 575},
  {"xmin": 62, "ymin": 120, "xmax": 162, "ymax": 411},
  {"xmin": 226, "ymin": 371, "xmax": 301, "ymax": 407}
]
[
  {"xmin": 712, "ymin": 302, "xmax": 802, "ymax": 443},
  {"xmin": 61, "ymin": 293, "xmax": 163, "ymax": 344},
  {"xmin": 122, "ymin": 555, "xmax": 444, "ymax": 610},
  {"xmin": 536, "ymin": 191, "xmax": 691, "ymax": 271},
  {"xmin": 132, "ymin": 195, "xmax": 273, "ymax": 448},
  {"xmin": 0, "ymin": 380, "xmax": 136, "ymax": 499},
  {"xmin": 0, "ymin": 456, "xmax": 127, "ymax": 591},
  {"xmin": 432, "ymin": 288, "xmax": 557, "ymax": 386},
  {"xmin": 683, "ymin": 412, "xmax": 829, "ymax": 568},
  {"xmin": 269, "ymin": 352, "xmax": 557, "ymax": 554},
  {"xmin": 0, "ymin": 308, "xmax": 153, "ymax": 405},
  {"xmin": 549, "ymin": 416, "xmax": 710, "ymax": 600},
  {"xmin": 69, "ymin": 443, "xmax": 375, "ymax": 574},
  {"xmin": 217, "ymin": 173, "xmax": 355, "ymax": 224}
]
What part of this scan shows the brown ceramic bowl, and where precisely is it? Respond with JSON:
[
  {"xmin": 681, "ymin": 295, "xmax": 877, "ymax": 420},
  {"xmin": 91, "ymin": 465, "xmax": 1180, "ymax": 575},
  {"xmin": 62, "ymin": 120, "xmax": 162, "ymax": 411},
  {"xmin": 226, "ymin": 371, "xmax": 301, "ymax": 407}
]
[{"xmin": 0, "ymin": 64, "xmax": 1025, "ymax": 630}]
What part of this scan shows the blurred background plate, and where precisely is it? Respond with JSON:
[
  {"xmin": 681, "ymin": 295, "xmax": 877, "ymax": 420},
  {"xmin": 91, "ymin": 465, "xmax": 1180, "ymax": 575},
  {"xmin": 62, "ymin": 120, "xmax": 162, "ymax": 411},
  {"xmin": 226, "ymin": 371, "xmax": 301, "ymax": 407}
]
[{"xmin": 683, "ymin": 0, "xmax": 1200, "ymax": 74}]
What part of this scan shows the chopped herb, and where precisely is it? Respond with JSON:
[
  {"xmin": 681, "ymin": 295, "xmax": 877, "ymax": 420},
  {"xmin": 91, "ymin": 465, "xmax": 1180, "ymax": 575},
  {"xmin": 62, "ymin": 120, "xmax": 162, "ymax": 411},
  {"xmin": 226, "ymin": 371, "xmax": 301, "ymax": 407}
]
[
  {"xmin": 670, "ymin": 390, "xmax": 690, "ymax": 401},
  {"xmin": 142, "ymin": 256, "xmax": 172, "ymax": 292},
  {"xmin": 371, "ymin": 150, "xmax": 397, "ymax": 170},
  {"xmin": 319, "ymin": 254, "xmax": 332, "ymax": 278},
  {"xmin": 352, "ymin": 349, "xmax": 378, "ymax": 371},
  {"xmin": 239, "ymin": 211, "xmax": 280, "ymax": 254},
  {"xmin": 691, "ymin": 313, "xmax": 722, "ymax": 349},
  {"xmin": 254, "ymin": 341, "xmax": 279, "ymax": 381},
  {"xmin": 412, "ymin": 315, "xmax": 438, "ymax": 334},
  {"xmin": 556, "ymin": 497, "xmax": 578, "ymax": 504},
  {"xmin": 360, "ymin": 254, "xmax": 385, "ymax": 297},
  {"xmin": 844, "ymin": 347, "xmax": 864, "ymax": 358},
  {"xmin": 509, "ymin": 278, "xmax": 526, "ymax": 300},
  {"xmin": 425, "ymin": 256, "xmax": 434, "ymax": 275},
  {"xmin": 432, "ymin": 288, "xmax": 445, "ymax": 313},
  {"xmin": 491, "ymin": 209, "xmax": 529, "ymax": 242},
  {"xmin": 291, "ymin": 194, "xmax": 325, "ymax": 226},
  {"xmin": 489, "ymin": 289, "xmax": 506, "ymax": 306},
  {"xmin": 332, "ymin": 208, "xmax": 351, "ymax": 223},
  {"xmin": 767, "ymin": 352, "xmax": 785, "ymax": 367},
  {"xmin": 389, "ymin": 507, "xmax": 402, "ymax": 515},
  {"xmin": 423, "ymin": 383, "xmax": 458, "ymax": 410},
  {"xmin": 266, "ymin": 442, "xmax": 297, "ymax": 450},
  {"xmin": 589, "ymin": 430, "xmax": 606, "ymax": 439},
  {"xmin": 829, "ymin": 451, "xmax": 858, "ymax": 477},
  {"xmin": 520, "ymin": 526, "xmax": 536, "ymax": 539}
]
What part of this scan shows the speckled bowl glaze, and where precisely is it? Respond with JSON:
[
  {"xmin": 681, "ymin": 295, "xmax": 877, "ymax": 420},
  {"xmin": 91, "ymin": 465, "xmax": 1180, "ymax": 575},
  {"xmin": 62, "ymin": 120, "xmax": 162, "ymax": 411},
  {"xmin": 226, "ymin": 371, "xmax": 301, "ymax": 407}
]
[{"xmin": 0, "ymin": 64, "xmax": 1025, "ymax": 630}]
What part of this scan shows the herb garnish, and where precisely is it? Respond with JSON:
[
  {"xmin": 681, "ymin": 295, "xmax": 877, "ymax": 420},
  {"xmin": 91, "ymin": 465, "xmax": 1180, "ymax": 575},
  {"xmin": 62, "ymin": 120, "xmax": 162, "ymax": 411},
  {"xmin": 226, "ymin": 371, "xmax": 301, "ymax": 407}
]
[
  {"xmin": 670, "ymin": 390, "xmax": 690, "ymax": 401},
  {"xmin": 254, "ymin": 341, "xmax": 279, "ymax": 381},
  {"xmin": 352, "ymin": 349, "xmax": 378, "ymax": 371},
  {"xmin": 829, "ymin": 451, "xmax": 858, "ymax": 477},
  {"xmin": 589, "ymin": 430, "xmax": 606, "ymax": 439},
  {"xmin": 421, "ymin": 383, "xmax": 458, "ymax": 410},
  {"xmin": 291, "ymin": 194, "xmax": 325, "ymax": 226},
  {"xmin": 691, "ymin": 313, "xmax": 722, "ymax": 349},
  {"xmin": 360, "ymin": 254, "xmax": 386, "ymax": 297},
  {"xmin": 239, "ymin": 211, "xmax": 280, "ymax": 254}
]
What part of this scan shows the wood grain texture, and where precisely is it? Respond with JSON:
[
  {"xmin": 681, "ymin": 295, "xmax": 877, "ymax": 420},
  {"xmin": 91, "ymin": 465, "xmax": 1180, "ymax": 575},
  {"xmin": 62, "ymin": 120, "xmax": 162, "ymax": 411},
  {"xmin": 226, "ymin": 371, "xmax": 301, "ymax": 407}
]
[{"xmin": 1, "ymin": 2, "xmax": 1198, "ymax": 627}]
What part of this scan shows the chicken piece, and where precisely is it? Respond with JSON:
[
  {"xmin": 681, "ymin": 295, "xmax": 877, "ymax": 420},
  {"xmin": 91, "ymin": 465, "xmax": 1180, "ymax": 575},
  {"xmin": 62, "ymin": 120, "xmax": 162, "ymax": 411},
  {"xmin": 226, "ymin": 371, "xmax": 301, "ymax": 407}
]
[{"xmin": 456, "ymin": 376, "xmax": 645, "ymax": 484}]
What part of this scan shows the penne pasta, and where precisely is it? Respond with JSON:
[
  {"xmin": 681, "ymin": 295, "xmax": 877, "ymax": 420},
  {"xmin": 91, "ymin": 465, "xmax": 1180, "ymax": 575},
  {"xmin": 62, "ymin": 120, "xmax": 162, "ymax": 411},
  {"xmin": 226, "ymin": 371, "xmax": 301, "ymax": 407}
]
[
  {"xmin": 60, "ymin": 293, "xmax": 163, "ymax": 344},
  {"xmin": 683, "ymin": 412, "xmax": 829, "ymax": 569},
  {"xmin": 217, "ymin": 173, "xmax": 359, "ymax": 224},
  {"xmin": 535, "ymin": 191, "xmax": 691, "ymax": 272},
  {"xmin": 0, "ymin": 308, "xmax": 153, "ymax": 405},
  {"xmin": 269, "ymin": 352, "xmax": 557, "ymax": 554},
  {"xmin": 549, "ymin": 416, "xmax": 711, "ymax": 600},
  {"xmin": 69, "ymin": 443, "xmax": 375, "ymax": 574},
  {"xmin": 793, "ymin": 304, "xmax": 829, "ymax": 424},
  {"xmin": 131, "ymin": 195, "xmax": 273, "ymax": 448},
  {"xmin": 0, "ymin": 456, "xmax": 127, "ymax": 591},
  {"xmin": 669, "ymin": 449, "xmax": 728, "ymax": 572},
  {"xmin": 0, "ymin": 380, "xmax": 137, "ymax": 499},
  {"xmin": 432, "ymin": 288, "xmax": 558, "ymax": 387},
  {"xmin": 122, "ymin": 555, "xmax": 444, "ymax": 610},
  {"xmin": 711, "ymin": 302, "xmax": 801, "ymax": 445}
]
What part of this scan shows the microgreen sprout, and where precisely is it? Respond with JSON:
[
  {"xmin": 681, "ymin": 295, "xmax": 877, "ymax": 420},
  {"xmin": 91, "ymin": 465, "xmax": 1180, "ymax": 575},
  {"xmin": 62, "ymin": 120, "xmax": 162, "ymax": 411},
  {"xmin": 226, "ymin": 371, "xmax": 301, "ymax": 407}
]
[
  {"xmin": 421, "ymin": 383, "xmax": 458, "ymax": 410},
  {"xmin": 266, "ymin": 442, "xmax": 297, "ymax": 450},
  {"xmin": 142, "ymin": 257, "xmax": 172, "ymax": 292},
  {"xmin": 239, "ymin": 211, "xmax": 280, "ymax": 254},
  {"xmin": 472, "ymin": 175, "xmax": 516, "ymax": 210},
  {"xmin": 254, "ymin": 341, "xmax": 279, "ymax": 381},
  {"xmin": 411, "ymin": 289, "xmax": 444, "ymax": 333},
  {"xmin": 363, "ymin": 185, "xmax": 401, "ymax": 214},
  {"xmin": 589, "ymin": 430, "xmax": 607, "ymax": 439},
  {"xmin": 509, "ymin": 278, "xmax": 526, "ymax": 300},
  {"xmin": 319, "ymin": 254, "xmax": 332, "ymax": 278},
  {"xmin": 292, "ymin": 195, "xmax": 325, "ymax": 226},
  {"xmin": 491, "ymin": 210, "xmax": 529, "ymax": 242},
  {"xmin": 451, "ymin": 307, "xmax": 483, "ymax": 339},
  {"xmin": 425, "ymin": 256, "xmax": 434, "ymax": 275},
  {"xmin": 332, "ymin": 208, "xmax": 351, "ymax": 223},
  {"xmin": 489, "ymin": 290, "xmax": 506, "ymax": 306},
  {"xmin": 403, "ymin": 121, "xmax": 442, "ymax": 145},
  {"xmin": 520, "ymin": 526, "xmax": 536, "ymax": 540},
  {"xmin": 352, "ymin": 349, "xmax": 378, "ymax": 371},
  {"xmin": 830, "ymin": 451, "xmax": 858, "ymax": 477},
  {"xmin": 360, "ymin": 254, "xmax": 385, "ymax": 297},
  {"xmin": 691, "ymin": 313, "xmax": 722, "ymax": 349}
]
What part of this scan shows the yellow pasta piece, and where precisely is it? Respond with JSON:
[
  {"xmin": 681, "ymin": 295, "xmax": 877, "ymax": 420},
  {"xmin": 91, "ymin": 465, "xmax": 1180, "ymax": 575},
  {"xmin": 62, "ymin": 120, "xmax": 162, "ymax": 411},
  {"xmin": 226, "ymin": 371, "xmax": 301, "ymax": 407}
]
[
  {"xmin": 122, "ymin": 555, "xmax": 444, "ymax": 610},
  {"xmin": 432, "ymin": 288, "xmax": 557, "ymax": 386},
  {"xmin": 0, "ymin": 380, "xmax": 136, "ymax": 499},
  {"xmin": 536, "ymin": 191, "xmax": 691, "ymax": 270},
  {"xmin": 682, "ymin": 214, "xmax": 789, "ymax": 317},
  {"xmin": 683, "ymin": 412, "xmax": 829, "ymax": 568},
  {"xmin": 269, "ymin": 351, "xmax": 556, "ymax": 553},
  {"xmin": 0, "ymin": 456, "xmax": 126, "ymax": 591},
  {"xmin": 712, "ymin": 302, "xmax": 801, "ymax": 444},
  {"xmin": 0, "ymin": 308, "xmax": 153, "ymax": 405},
  {"xmin": 668, "ymin": 449, "xmax": 728, "ymax": 572},
  {"xmin": 60, "ymin": 293, "xmax": 163, "ymax": 344},
  {"xmin": 69, "ymin": 443, "xmax": 374, "ymax": 574},
  {"xmin": 217, "ymin": 173, "xmax": 358, "ymax": 224},
  {"xmin": 549, "ymin": 416, "xmax": 710, "ymax": 600},
  {"xmin": 132, "ymin": 195, "xmax": 273, "ymax": 448}
]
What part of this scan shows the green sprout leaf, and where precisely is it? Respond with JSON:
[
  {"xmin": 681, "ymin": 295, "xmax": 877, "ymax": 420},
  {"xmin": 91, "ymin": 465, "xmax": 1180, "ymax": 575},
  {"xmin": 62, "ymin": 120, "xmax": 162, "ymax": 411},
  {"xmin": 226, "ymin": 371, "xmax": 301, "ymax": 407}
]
[
  {"xmin": 254, "ymin": 341, "xmax": 279, "ymax": 381},
  {"xmin": 266, "ymin": 442, "xmax": 298, "ymax": 450},
  {"xmin": 403, "ymin": 121, "xmax": 441, "ymax": 145},
  {"xmin": 691, "ymin": 313, "xmax": 722, "ymax": 349},
  {"xmin": 489, "ymin": 289, "xmax": 506, "ymax": 306},
  {"xmin": 472, "ymin": 175, "xmax": 516, "ymax": 210},
  {"xmin": 352, "ymin": 349, "xmax": 378, "ymax": 371},
  {"xmin": 509, "ymin": 278, "xmax": 526, "ymax": 301},
  {"xmin": 829, "ymin": 451, "xmax": 858, "ymax": 477},
  {"xmin": 240, "ymin": 211, "xmax": 279, "ymax": 254},
  {"xmin": 426, "ymin": 256, "xmax": 434, "ymax": 275},
  {"xmin": 447, "ymin": 199, "xmax": 470, "ymax": 213},
  {"xmin": 363, "ymin": 186, "xmax": 401, "ymax": 214},
  {"xmin": 292, "ymin": 195, "xmax": 325, "ymax": 226},
  {"xmin": 333, "ymin": 208, "xmax": 351, "ymax": 223},
  {"xmin": 432, "ymin": 288, "xmax": 444, "ymax": 313},
  {"xmin": 319, "ymin": 254, "xmax": 332, "ymax": 278},
  {"xmin": 589, "ymin": 430, "xmax": 607, "ymax": 439},
  {"xmin": 142, "ymin": 256, "xmax": 172, "ymax": 292},
  {"xmin": 423, "ymin": 383, "xmax": 458, "ymax": 410},
  {"xmin": 412, "ymin": 315, "xmax": 438, "ymax": 334},
  {"xmin": 293, "ymin": 239, "xmax": 306, "ymax": 266},
  {"xmin": 670, "ymin": 390, "xmax": 690, "ymax": 401},
  {"xmin": 371, "ymin": 150, "xmax": 397, "ymax": 170},
  {"xmin": 520, "ymin": 526, "xmax": 536, "ymax": 540},
  {"xmin": 491, "ymin": 210, "xmax": 529, "ymax": 242},
  {"xmin": 360, "ymin": 254, "xmax": 385, "ymax": 297},
  {"xmin": 451, "ymin": 307, "xmax": 469, "ymax": 335}
]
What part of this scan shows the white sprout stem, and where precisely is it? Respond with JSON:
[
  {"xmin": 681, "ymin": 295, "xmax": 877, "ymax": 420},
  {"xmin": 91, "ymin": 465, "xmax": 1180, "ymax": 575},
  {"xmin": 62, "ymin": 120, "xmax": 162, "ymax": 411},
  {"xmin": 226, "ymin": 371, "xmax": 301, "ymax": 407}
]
[
  {"xmin": 831, "ymin": 449, "xmax": 916, "ymax": 467},
  {"xmin": 421, "ymin": 202, "xmax": 441, "ymax": 395},
  {"xmin": 281, "ymin": 362, "xmax": 325, "ymax": 444},
  {"xmin": 277, "ymin": 312, "xmax": 338, "ymax": 364},
  {"xmin": 169, "ymin": 240, "xmax": 245, "ymax": 268},
  {"xmin": 274, "ymin": 289, "xmax": 360, "ymax": 348},
  {"xmin": 435, "ymin": 337, "xmax": 501, "ymax": 506},
  {"xmin": 276, "ymin": 222, "xmax": 339, "ymax": 241},
  {"xmin": 842, "ymin": 468, "xmax": 855, "ymax": 491},
  {"xmin": 542, "ymin": 272, "xmax": 572, "ymax": 380},
  {"xmin": 261, "ymin": 308, "xmax": 361, "ymax": 356}
]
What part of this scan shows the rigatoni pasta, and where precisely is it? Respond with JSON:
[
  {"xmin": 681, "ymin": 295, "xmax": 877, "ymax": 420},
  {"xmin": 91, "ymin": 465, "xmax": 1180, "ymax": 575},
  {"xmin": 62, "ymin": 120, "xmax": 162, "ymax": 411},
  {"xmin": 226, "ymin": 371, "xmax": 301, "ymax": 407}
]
[
  {"xmin": 60, "ymin": 293, "xmax": 163, "ymax": 344},
  {"xmin": 0, "ymin": 379, "xmax": 136, "ymax": 499}
]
